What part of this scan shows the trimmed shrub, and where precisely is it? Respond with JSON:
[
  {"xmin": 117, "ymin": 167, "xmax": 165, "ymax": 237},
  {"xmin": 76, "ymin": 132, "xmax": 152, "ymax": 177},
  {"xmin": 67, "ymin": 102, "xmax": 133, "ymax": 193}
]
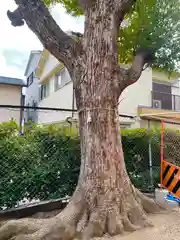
[
  {"xmin": 0, "ymin": 121, "xmax": 161, "ymax": 209},
  {"xmin": 122, "ymin": 128, "xmax": 160, "ymax": 190}
]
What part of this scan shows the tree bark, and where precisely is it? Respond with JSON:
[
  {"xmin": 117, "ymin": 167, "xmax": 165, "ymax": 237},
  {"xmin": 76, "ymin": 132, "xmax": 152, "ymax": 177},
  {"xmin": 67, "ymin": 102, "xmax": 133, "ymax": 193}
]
[{"xmin": 0, "ymin": 0, "xmax": 161, "ymax": 239}]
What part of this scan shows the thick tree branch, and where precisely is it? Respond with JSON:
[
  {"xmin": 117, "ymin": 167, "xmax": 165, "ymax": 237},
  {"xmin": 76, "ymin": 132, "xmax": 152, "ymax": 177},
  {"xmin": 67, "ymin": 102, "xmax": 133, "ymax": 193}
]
[
  {"xmin": 119, "ymin": 48, "xmax": 154, "ymax": 93},
  {"xmin": 78, "ymin": 0, "xmax": 96, "ymax": 10},
  {"xmin": 115, "ymin": 0, "xmax": 137, "ymax": 25},
  {"xmin": 7, "ymin": 0, "xmax": 81, "ymax": 71}
]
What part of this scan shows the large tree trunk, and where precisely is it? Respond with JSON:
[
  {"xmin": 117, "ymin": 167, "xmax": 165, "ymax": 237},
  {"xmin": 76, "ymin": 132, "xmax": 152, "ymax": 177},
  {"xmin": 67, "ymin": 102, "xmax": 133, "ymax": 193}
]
[
  {"xmin": 0, "ymin": 0, "xmax": 161, "ymax": 240},
  {"xmin": 75, "ymin": 106, "xmax": 153, "ymax": 237},
  {"xmin": 69, "ymin": 2, "xmax": 159, "ymax": 236}
]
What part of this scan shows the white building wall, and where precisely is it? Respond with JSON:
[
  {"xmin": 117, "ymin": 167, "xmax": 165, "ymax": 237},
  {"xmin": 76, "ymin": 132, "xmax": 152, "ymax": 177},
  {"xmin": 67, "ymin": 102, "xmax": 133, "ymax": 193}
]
[
  {"xmin": 38, "ymin": 52, "xmax": 77, "ymax": 124},
  {"xmin": 39, "ymin": 69, "xmax": 152, "ymax": 126},
  {"xmin": 38, "ymin": 52, "xmax": 153, "ymax": 126},
  {"xmin": 171, "ymin": 81, "xmax": 180, "ymax": 95},
  {"xmin": 24, "ymin": 52, "xmax": 42, "ymax": 123},
  {"xmin": 25, "ymin": 52, "xmax": 41, "ymax": 78},
  {"xmin": 41, "ymin": 54, "xmax": 59, "ymax": 80},
  {"xmin": 171, "ymin": 81, "xmax": 180, "ymax": 111},
  {"xmin": 38, "ymin": 76, "xmax": 74, "ymax": 124}
]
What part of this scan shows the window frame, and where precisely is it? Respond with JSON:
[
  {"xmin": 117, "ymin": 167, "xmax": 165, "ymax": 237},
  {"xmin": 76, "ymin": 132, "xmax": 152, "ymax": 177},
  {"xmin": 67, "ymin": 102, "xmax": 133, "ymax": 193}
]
[
  {"xmin": 27, "ymin": 72, "xmax": 34, "ymax": 87},
  {"xmin": 54, "ymin": 68, "xmax": 71, "ymax": 91},
  {"xmin": 40, "ymin": 82, "xmax": 50, "ymax": 100}
]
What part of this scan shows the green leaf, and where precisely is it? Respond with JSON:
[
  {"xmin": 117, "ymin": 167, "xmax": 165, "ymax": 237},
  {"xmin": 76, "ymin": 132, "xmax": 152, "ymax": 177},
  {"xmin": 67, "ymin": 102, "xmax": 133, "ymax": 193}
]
[
  {"xmin": 44, "ymin": 0, "xmax": 180, "ymax": 73},
  {"xmin": 119, "ymin": 0, "xmax": 180, "ymax": 73},
  {"xmin": 43, "ymin": 0, "xmax": 82, "ymax": 16}
]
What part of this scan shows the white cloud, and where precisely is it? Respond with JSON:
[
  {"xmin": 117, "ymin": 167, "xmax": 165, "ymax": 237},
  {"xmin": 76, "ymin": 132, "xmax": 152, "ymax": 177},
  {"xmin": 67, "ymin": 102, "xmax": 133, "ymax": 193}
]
[
  {"xmin": 0, "ymin": 0, "xmax": 42, "ymax": 52},
  {"xmin": 0, "ymin": 55, "xmax": 24, "ymax": 79},
  {"xmin": 0, "ymin": 1, "xmax": 84, "ymax": 78},
  {"xmin": 51, "ymin": 5, "xmax": 84, "ymax": 33}
]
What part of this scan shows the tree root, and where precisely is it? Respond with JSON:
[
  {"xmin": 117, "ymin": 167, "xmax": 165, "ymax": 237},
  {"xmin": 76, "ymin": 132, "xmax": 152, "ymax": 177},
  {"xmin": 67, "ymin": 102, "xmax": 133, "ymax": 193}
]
[
  {"xmin": 0, "ymin": 188, "xmax": 162, "ymax": 240},
  {"xmin": 135, "ymin": 188, "xmax": 163, "ymax": 213}
]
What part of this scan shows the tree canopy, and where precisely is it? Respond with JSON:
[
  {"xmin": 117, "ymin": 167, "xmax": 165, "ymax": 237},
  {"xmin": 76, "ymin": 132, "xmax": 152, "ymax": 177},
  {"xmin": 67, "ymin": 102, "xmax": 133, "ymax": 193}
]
[{"xmin": 44, "ymin": 0, "xmax": 180, "ymax": 74}]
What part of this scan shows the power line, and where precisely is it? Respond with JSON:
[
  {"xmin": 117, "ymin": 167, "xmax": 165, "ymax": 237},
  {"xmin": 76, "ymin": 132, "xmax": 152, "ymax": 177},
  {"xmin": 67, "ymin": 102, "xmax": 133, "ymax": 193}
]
[{"xmin": 0, "ymin": 105, "xmax": 135, "ymax": 119}]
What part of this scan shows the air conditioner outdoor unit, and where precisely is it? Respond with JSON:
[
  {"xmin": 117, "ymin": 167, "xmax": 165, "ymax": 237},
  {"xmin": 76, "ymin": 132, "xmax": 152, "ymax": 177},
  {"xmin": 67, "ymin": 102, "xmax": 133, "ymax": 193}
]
[{"xmin": 152, "ymin": 100, "xmax": 162, "ymax": 109}]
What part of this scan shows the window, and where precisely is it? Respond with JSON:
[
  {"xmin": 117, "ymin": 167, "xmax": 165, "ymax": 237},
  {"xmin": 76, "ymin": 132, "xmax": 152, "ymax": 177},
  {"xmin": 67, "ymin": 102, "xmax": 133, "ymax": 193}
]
[
  {"xmin": 54, "ymin": 68, "xmax": 71, "ymax": 91},
  {"xmin": 55, "ymin": 74, "xmax": 62, "ymax": 90},
  {"xmin": 26, "ymin": 101, "xmax": 37, "ymax": 123},
  {"xmin": 27, "ymin": 72, "xmax": 34, "ymax": 87},
  {"xmin": 33, "ymin": 100, "xmax": 37, "ymax": 108},
  {"xmin": 120, "ymin": 124, "xmax": 131, "ymax": 129},
  {"xmin": 40, "ymin": 82, "xmax": 50, "ymax": 100}
]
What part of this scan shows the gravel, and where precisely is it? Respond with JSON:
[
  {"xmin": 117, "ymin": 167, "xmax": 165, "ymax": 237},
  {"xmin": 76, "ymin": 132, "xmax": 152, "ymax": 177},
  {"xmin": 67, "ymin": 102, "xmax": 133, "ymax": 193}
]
[{"xmin": 98, "ymin": 208, "xmax": 180, "ymax": 240}]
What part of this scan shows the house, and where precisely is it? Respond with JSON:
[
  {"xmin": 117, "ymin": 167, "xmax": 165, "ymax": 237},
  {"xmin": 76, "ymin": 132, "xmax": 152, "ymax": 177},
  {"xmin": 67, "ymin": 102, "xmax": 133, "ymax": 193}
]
[
  {"xmin": 33, "ymin": 49, "xmax": 180, "ymax": 128},
  {"xmin": 137, "ymin": 71, "xmax": 180, "ymax": 128},
  {"xmin": 35, "ymin": 49, "xmax": 150, "ymax": 126},
  {"xmin": 0, "ymin": 76, "xmax": 26, "ymax": 124},
  {"xmin": 119, "ymin": 69, "xmax": 180, "ymax": 128},
  {"xmin": 118, "ymin": 66, "xmax": 152, "ymax": 128},
  {"xmin": 35, "ymin": 49, "xmax": 75, "ymax": 125},
  {"xmin": 24, "ymin": 50, "xmax": 42, "ymax": 124}
]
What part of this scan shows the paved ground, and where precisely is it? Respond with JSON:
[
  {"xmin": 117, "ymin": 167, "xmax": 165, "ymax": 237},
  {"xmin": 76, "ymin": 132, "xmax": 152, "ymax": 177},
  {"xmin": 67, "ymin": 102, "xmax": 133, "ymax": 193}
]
[{"xmin": 99, "ymin": 208, "xmax": 180, "ymax": 240}]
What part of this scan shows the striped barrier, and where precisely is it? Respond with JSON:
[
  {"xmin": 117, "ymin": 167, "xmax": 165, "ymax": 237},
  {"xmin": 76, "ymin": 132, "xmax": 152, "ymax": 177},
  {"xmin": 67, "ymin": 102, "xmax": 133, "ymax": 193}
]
[{"xmin": 161, "ymin": 160, "xmax": 180, "ymax": 199}]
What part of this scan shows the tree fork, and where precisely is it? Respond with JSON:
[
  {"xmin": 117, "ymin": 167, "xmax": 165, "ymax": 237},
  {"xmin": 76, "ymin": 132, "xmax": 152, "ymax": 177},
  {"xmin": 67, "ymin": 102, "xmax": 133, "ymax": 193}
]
[{"xmin": 118, "ymin": 48, "xmax": 155, "ymax": 93}]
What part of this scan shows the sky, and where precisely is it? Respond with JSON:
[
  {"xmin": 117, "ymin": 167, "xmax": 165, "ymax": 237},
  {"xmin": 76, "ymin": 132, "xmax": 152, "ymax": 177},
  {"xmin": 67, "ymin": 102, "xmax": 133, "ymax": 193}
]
[{"xmin": 0, "ymin": 0, "xmax": 84, "ymax": 80}]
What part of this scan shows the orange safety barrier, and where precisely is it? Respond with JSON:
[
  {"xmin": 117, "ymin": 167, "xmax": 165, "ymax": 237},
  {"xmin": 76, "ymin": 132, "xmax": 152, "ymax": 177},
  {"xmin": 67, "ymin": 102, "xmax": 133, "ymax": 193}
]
[{"xmin": 161, "ymin": 159, "xmax": 180, "ymax": 199}]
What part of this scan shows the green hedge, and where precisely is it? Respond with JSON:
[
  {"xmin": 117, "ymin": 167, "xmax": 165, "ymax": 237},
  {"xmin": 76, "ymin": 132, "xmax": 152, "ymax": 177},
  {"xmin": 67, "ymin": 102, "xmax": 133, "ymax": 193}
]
[
  {"xmin": 0, "ymin": 121, "xmax": 161, "ymax": 209},
  {"xmin": 122, "ymin": 128, "xmax": 160, "ymax": 190}
]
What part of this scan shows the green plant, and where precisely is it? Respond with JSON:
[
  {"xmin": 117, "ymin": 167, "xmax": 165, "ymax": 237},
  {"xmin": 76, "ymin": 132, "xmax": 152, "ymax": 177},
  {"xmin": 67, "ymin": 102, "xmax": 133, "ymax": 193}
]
[
  {"xmin": 121, "ymin": 128, "xmax": 160, "ymax": 191},
  {"xmin": 0, "ymin": 122, "xmax": 161, "ymax": 209}
]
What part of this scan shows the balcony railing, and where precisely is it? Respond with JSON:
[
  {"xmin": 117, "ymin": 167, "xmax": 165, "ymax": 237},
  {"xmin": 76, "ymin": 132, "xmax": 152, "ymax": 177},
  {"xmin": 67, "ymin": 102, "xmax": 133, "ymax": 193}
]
[{"xmin": 152, "ymin": 91, "xmax": 180, "ymax": 111}]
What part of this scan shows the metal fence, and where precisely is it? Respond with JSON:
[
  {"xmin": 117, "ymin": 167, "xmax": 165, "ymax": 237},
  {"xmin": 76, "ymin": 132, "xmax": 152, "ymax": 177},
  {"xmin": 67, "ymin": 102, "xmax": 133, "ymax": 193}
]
[
  {"xmin": 0, "ymin": 105, "xmax": 168, "ymax": 211},
  {"xmin": 162, "ymin": 121, "xmax": 180, "ymax": 166}
]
